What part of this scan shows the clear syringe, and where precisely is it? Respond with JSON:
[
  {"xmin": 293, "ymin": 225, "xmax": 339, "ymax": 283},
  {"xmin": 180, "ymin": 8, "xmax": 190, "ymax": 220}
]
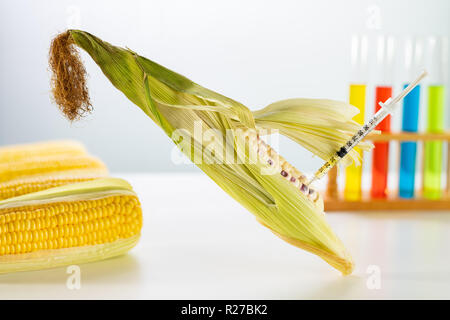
[{"xmin": 306, "ymin": 70, "xmax": 428, "ymax": 187}]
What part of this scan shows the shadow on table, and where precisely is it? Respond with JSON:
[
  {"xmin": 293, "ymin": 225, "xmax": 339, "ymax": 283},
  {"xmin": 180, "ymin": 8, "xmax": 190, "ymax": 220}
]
[
  {"xmin": 0, "ymin": 253, "xmax": 141, "ymax": 285},
  {"xmin": 295, "ymin": 275, "xmax": 364, "ymax": 300}
]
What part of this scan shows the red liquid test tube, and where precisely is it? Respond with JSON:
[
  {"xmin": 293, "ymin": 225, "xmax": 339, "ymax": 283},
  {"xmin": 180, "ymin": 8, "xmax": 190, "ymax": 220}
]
[{"xmin": 371, "ymin": 86, "xmax": 392, "ymax": 198}]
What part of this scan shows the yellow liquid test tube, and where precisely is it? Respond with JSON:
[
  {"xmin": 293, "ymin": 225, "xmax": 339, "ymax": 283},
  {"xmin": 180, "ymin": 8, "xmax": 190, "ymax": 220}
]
[{"xmin": 344, "ymin": 84, "xmax": 366, "ymax": 201}]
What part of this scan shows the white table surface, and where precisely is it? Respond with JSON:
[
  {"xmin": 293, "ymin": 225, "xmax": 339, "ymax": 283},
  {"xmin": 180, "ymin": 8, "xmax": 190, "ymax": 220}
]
[{"xmin": 1, "ymin": 173, "xmax": 449, "ymax": 299}]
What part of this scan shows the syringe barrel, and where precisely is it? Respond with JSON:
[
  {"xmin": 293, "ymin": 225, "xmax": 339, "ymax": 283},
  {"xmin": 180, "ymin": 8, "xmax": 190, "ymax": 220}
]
[
  {"xmin": 342, "ymin": 109, "xmax": 387, "ymax": 152},
  {"xmin": 312, "ymin": 108, "xmax": 388, "ymax": 178},
  {"xmin": 307, "ymin": 71, "xmax": 427, "ymax": 187}
]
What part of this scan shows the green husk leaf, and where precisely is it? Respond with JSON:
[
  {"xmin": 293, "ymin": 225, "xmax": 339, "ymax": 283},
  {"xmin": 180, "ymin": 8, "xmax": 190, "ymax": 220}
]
[{"xmin": 0, "ymin": 178, "xmax": 135, "ymax": 209}]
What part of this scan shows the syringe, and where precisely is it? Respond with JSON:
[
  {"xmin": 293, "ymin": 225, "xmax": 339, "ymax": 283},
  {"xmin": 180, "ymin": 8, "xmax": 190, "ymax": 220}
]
[{"xmin": 306, "ymin": 70, "xmax": 428, "ymax": 187}]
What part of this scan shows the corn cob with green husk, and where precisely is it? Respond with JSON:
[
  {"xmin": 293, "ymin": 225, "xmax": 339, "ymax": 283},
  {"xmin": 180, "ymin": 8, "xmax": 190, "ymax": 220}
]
[
  {"xmin": 0, "ymin": 178, "xmax": 143, "ymax": 273},
  {"xmin": 49, "ymin": 30, "xmax": 373, "ymax": 275},
  {"xmin": 0, "ymin": 140, "xmax": 108, "ymax": 200}
]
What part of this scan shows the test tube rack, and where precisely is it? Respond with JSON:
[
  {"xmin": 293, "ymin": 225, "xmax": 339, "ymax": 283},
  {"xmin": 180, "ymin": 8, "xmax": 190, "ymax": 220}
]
[{"xmin": 324, "ymin": 131, "xmax": 450, "ymax": 211}]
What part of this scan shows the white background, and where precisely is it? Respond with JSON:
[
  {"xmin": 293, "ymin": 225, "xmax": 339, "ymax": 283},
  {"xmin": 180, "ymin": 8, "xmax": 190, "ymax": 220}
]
[{"xmin": 0, "ymin": 0, "xmax": 449, "ymax": 173}]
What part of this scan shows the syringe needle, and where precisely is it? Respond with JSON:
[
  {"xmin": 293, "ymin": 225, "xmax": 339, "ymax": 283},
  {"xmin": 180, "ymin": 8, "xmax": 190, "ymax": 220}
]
[{"xmin": 390, "ymin": 70, "xmax": 427, "ymax": 105}]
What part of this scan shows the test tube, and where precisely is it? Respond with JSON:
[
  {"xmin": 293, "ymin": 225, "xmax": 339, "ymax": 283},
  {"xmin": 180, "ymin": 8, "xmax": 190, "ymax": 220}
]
[
  {"xmin": 423, "ymin": 37, "xmax": 447, "ymax": 199},
  {"xmin": 399, "ymin": 37, "xmax": 424, "ymax": 199},
  {"xmin": 344, "ymin": 35, "xmax": 368, "ymax": 201},
  {"xmin": 447, "ymin": 142, "xmax": 450, "ymax": 195},
  {"xmin": 371, "ymin": 36, "xmax": 395, "ymax": 199}
]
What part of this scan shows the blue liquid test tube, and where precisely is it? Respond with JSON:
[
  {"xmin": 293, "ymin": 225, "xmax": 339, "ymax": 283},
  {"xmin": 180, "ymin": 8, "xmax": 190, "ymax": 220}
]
[{"xmin": 399, "ymin": 84, "xmax": 421, "ymax": 198}]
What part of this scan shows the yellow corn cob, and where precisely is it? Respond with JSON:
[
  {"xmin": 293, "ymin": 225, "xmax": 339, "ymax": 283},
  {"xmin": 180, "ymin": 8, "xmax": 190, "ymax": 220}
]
[
  {"xmin": 0, "ymin": 154, "xmax": 108, "ymax": 183},
  {"xmin": 0, "ymin": 140, "xmax": 87, "ymax": 163},
  {"xmin": 0, "ymin": 178, "xmax": 143, "ymax": 273}
]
